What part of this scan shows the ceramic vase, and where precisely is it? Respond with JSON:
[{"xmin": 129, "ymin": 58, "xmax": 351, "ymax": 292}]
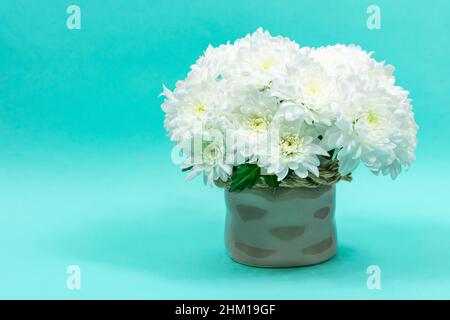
[{"xmin": 224, "ymin": 185, "xmax": 337, "ymax": 267}]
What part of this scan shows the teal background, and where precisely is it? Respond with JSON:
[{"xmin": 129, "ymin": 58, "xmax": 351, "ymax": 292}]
[{"xmin": 1, "ymin": 0, "xmax": 449, "ymax": 299}]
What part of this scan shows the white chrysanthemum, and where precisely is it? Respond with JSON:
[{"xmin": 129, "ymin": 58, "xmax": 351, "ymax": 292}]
[
  {"xmin": 312, "ymin": 45, "xmax": 392, "ymax": 77},
  {"xmin": 259, "ymin": 124, "xmax": 329, "ymax": 181},
  {"xmin": 323, "ymin": 78, "xmax": 417, "ymax": 178},
  {"xmin": 161, "ymin": 28, "xmax": 418, "ymax": 185},
  {"xmin": 189, "ymin": 43, "xmax": 238, "ymax": 82},
  {"xmin": 377, "ymin": 97, "xmax": 417, "ymax": 177},
  {"xmin": 161, "ymin": 43, "xmax": 239, "ymax": 142},
  {"xmin": 271, "ymin": 54, "xmax": 338, "ymax": 125},
  {"xmin": 229, "ymin": 89, "xmax": 280, "ymax": 163},
  {"xmin": 311, "ymin": 44, "xmax": 395, "ymax": 91},
  {"xmin": 161, "ymin": 80, "xmax": 227, "ymax": 142},
  {"xmin": 180, "ymin": 130, "xmax": 233, "ymax": 185},
  {"xmin": 232, "ymin": 28, "xmax": 301, "ymax": 89}
]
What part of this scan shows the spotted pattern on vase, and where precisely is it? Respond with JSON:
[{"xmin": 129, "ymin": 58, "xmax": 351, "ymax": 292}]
[{"xmin": 224, "ymin": 185, "xmax": 337, "ymax": 267}]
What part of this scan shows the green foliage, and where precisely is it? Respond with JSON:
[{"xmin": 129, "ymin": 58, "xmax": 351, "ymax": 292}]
[
  {"xmin": 262, "ymin": 174, "xmax": 279, "ymax": 188},
  {"xmin": 229, "ymin": 164, "xmax": 261, "ymax": 192}
]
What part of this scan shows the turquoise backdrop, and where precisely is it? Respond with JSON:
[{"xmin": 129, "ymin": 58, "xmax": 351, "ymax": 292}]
[{"xmin": 1, "ymin": 0, "xmax": 449, "ymax": 299}]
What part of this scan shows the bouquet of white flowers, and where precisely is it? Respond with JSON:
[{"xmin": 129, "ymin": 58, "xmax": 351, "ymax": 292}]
[{"xmin": 161, "ymin": 28, "xmax": 418, "ymax": 192}]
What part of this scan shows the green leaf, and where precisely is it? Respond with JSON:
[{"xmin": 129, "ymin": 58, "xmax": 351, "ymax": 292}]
[
  {"xmin": 182, "ymin": 166, "xmax": 193, "ymax": 172},
  {"xmin": 262, "ymin": 175, "xmax": 279, "ymax": 188},
  {"xmin": 229, "ymin": 164, "xmax": 261, "ymax": 192}
]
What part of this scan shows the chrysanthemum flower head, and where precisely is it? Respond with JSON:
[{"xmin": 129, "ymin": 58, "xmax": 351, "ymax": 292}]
[{"xmin": 161, "ymin": 28, "xmax": 418, "ymax": 186}]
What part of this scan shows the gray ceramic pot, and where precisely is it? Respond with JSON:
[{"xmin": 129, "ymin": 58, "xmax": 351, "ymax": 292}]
[{"xmin": 224, "ymin": 185, "xmax": 337, "ymax": 267}]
